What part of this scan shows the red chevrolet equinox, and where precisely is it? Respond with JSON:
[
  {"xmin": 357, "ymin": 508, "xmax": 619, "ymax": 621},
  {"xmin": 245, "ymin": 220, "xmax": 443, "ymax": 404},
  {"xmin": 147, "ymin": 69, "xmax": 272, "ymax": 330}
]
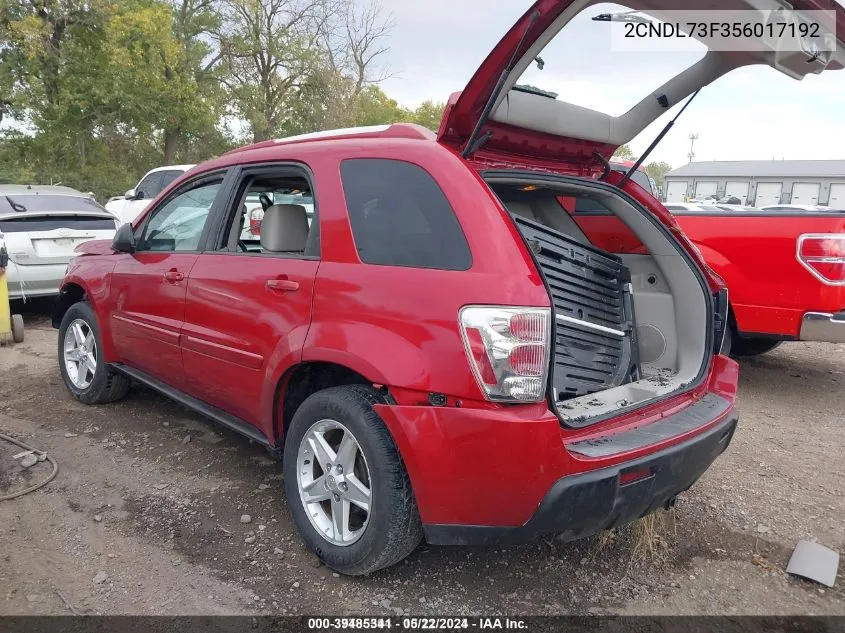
[{"xmin": 53, "ymin": 0, "xmax": 844, "ymax": 574}]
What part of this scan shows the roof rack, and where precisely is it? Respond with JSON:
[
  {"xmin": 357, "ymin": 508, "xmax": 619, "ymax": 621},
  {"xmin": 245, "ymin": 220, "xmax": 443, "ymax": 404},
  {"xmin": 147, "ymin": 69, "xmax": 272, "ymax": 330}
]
[{"xmin": 223, "ymin": 123, "xmax": 435, "ymax": 156}]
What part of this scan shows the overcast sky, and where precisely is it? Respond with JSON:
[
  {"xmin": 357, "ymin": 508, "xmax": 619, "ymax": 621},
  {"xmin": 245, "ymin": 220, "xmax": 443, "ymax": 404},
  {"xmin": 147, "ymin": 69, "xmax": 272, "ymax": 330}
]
[{"xmin": 378, "ymin": 0, "xmax": 845, "ymax": 168}]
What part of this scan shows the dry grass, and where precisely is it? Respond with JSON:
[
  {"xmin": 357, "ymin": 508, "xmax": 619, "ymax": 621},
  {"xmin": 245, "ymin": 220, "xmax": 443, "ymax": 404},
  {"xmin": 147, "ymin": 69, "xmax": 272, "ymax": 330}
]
[
  {"xmin": 591, "ymin": 508, "xmax": 677, "ymax": 565},
  {"xmin": 630, "ymin": 509, "xmax": 675, "ymax": 563}
]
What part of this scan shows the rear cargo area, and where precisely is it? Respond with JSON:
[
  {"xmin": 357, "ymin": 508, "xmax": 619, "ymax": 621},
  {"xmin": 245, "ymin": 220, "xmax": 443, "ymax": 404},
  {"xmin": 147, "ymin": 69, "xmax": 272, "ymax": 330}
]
[{"xmin": 485, "ymin": 175, "xmax": 710, "ymax": 427}]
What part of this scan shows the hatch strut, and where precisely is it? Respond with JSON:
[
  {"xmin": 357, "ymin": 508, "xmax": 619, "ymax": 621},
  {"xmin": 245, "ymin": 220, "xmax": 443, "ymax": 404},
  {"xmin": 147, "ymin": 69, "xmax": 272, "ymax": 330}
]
[
  {"xmin": 461, "ymin": 10, "xmax": 541, "ymax": 159},
  {"xmin": 617, "ymin": 88, "xmax": 702, "ymax": 188}
]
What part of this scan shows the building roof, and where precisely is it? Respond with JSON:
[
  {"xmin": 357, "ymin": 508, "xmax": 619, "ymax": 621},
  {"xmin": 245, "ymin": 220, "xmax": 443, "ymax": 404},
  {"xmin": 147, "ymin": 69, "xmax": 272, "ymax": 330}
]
[{"xmin": 666, "ymin": 160, "xmax": 845, "ymax": 179}]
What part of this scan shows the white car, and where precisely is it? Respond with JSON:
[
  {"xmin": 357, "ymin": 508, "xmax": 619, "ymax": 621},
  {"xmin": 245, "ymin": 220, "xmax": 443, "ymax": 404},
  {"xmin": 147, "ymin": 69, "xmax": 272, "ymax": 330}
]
[
  {"xmin": 0, "ymin": 185, "xmax": 119, "ymax": 300},
  {"xmin": 105, "ymin": 164, "xmax": 195, "ymax": 225}
]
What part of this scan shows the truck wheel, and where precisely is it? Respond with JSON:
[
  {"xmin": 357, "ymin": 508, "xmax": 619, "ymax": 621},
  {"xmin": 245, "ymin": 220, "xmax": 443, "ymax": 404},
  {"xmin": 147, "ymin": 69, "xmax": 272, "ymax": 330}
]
[
  {"xmin": 58, "ymin": 302, "xmax": 131, "ymax": 405},
  {"xmin": 730, "ymin": 337, "xmax": 782, "ymax": 358},
  {"xmin": 284, "ymin": 384, "xmax": 423, "ymax": 576}
]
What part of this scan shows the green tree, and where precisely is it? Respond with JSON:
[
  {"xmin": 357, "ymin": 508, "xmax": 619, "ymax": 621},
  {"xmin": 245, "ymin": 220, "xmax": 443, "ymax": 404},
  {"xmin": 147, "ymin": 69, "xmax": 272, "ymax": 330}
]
[
  {"xmin": 160, "ymin": 0, "xmax": 226, "ymax": 163},
  {"xmin": 0, "ymin": 0, "xmax": 232, "ymax": 198},
  {"xmin": 645, "ymin": 161, "xmax": 672, "ymax": 190},
  {"xmin": 355, "ymin": 85, "xmax": 411, "ymax": 126},
  {"xmin": 411, "ymin": 100, "xmax": 444, "ymax": 132},
  {"xmin": 613, "ymin": 144, "xmax": 637, "ymax": 160},
  {"xmin": 218, "ymin": 0, "xmax": 328, "ymax": 142}
]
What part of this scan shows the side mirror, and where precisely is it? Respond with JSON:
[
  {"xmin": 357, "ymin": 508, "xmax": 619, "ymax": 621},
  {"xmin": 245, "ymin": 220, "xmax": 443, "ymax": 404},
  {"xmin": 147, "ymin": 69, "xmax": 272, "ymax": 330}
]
[
  {"xmin": 124, "ymin": 188, "xmax": 137, "ymax": 200},
  {"xmin": 111, "ymin": 222, "xmax": 136, "ymax": 253}
]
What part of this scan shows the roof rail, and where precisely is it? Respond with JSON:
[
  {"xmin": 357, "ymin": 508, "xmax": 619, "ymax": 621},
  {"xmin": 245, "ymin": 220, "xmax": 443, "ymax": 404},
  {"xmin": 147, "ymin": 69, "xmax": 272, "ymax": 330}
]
[{"xmin": 223, "ymin": 123, "xmax": 435, "ymax": 156}]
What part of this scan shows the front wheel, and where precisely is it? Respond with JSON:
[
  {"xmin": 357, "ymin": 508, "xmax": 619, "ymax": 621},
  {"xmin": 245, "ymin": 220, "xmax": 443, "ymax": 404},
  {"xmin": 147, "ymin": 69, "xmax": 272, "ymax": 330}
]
[
  {"xmin": 58, "ymin": 302, "xmax": 131, "ymax": 404},
  {"xmin": 283, "ymin": 385, "xmax": 423, "ymax": 575}
]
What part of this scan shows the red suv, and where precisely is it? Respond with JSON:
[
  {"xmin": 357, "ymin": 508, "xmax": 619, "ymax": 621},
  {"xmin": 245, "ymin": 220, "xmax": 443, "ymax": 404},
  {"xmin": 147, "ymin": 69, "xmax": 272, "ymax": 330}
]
[{"xmin": 53, "ymin": 0, "xmax": 843, "ymax": 575}]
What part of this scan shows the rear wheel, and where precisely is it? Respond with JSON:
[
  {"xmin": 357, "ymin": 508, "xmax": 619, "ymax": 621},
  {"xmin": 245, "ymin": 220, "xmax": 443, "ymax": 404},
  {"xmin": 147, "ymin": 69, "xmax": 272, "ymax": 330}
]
[
  {"xmin": 58, "ymin": 302, "xmax": 131, "ymax": 404},
  {"xmin": 730, "ymin": 336, "xmax": 782, "ymax": 358},
  {"xmin": 283, "ymin": 385, "xmax": 422, "ymax": 575}
]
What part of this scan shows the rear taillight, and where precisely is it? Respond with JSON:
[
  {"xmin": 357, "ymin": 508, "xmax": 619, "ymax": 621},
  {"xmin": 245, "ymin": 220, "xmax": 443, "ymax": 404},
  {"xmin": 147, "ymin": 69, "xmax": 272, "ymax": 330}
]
[
  {"xmin": 459, "ymin": 306, "xmax": 551, "ymax": 402},
  {"xmin": 250, "ymin": 207, "xmax": 264, "ymax": 236},
  {"xmin": 797, "ymin": 234, "xmax": 845, "ymax": 286}
]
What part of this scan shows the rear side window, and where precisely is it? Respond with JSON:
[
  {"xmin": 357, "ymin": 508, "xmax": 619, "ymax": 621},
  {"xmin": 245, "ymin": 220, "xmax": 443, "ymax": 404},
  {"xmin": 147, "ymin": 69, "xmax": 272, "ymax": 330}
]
[
  {"xmin": 0, "ymin": 216, "xmax": 116, "ymax": 232},
  {"xmin": 340, "ymin": 159, "xmax": 471, "ymax": 270}
]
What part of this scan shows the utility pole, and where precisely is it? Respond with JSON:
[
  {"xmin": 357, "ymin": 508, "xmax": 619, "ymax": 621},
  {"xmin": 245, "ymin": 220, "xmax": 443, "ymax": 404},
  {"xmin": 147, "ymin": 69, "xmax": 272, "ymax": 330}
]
[{"xmin": 687, "ymin": 133, "xmax": 698, "ymax": 164}]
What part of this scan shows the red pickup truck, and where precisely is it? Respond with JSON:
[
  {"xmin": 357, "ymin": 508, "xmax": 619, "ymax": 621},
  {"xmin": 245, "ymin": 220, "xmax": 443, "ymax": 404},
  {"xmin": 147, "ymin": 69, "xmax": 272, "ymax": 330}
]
[
  {"xmin": 665, "ymin": 205, "xmax": 845, "ymax": 356},
  {"xmin": 571, "ymin": 182, "xmax": 845, "ymax": 358}
]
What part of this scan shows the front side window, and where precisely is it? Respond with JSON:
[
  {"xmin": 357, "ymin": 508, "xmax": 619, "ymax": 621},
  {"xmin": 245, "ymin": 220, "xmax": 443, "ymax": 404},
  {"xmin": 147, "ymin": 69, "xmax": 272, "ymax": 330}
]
[
  {"xmin": 137, "ymin": 180, "xmax": 221, "ymax": 252},
  {"xmin": 340, "ymin": 159, "xmax": 471, "ymax": 270},
  {"xmin": 220, "ymin": 171, "xmax": 317, "ymax": 257}
]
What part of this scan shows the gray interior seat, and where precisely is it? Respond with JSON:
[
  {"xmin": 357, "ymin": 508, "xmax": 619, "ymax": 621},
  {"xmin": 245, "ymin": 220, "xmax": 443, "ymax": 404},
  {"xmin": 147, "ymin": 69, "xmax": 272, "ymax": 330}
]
[{"xmin": 260, "ymin": 204, "xmax": 309, "ymax": 253}]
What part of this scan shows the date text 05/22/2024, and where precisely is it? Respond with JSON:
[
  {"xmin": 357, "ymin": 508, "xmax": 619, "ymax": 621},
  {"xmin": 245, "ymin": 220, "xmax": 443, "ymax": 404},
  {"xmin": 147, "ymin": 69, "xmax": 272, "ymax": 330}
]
[{"xmin": 306, "ymin": 617, "xmax": 529, "ymax": 630}]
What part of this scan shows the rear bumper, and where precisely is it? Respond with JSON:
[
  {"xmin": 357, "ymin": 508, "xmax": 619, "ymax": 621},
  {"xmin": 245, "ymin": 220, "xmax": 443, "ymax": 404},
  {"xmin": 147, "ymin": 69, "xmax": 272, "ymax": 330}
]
[
  {"xmin": 799, "ymin": 311, "xmax": 845, "ymax": 343},
  {"xmin": 3, "ymin": 261, "xmax": 65, "ymax": 299},
  {"xmin": 425, "ymin": 412, "xmax": 738, "ymax": 546},
  {"xmin": 375, "ymin": 355, "xmax": 739, "ymax": 537}
]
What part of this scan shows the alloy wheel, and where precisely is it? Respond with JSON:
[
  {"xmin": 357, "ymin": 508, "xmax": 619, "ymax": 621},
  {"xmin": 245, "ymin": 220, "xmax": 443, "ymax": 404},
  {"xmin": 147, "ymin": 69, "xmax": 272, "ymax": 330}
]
[
  {"xmin": 296, "ymin": 419, "xmax": 372, "ymax": 546},
  {"xmin": 63, "ymin": 319, "xmax": 97, "ymax": 389}
]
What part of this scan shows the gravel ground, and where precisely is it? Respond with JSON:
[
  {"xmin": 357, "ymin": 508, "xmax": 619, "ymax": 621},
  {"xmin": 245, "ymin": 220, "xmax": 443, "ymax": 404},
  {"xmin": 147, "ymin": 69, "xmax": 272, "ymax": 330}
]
[{"xmin": 0, "ymin": 304, "xmax": 842, "ymax": 616}]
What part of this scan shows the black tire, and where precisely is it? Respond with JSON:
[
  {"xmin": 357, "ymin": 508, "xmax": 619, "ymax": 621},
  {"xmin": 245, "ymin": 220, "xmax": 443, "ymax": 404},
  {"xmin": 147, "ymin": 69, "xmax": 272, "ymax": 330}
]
[
  {"xmin": 11, "ymin": 314, "xmax": 24, "ymax": 343},
  {"xmin": 58, "ymin": 302, "xmax": 131, "ymax": 405},
  {"xmin": 730, "ymin": 336, "xmax": 782, "ymax": 358},
  {"xmin": 283, "ymin": 385, "xmax": 423, "ymax": 575}
]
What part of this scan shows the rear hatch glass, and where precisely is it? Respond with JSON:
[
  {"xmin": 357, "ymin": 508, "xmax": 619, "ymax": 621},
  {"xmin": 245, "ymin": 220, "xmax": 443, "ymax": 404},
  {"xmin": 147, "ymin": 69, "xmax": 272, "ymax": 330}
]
[
  {"xmin": 1, "ymin": 194, "xmax": 108, "ymax": 214},
  {"xmin": 0, "ymin": 213, "xmax": 117, "ymax": 265},
  {"xmin": 0, "ymin": 216, "xmax": 117, "ymax": 233}
]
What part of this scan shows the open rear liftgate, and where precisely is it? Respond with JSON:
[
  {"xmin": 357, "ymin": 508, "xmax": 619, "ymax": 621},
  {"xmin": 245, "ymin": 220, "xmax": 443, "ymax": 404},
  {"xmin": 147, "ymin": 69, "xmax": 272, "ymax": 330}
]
[{"xmin": 513, "ymin": 216, "xmax": 640, "ymax": 424}]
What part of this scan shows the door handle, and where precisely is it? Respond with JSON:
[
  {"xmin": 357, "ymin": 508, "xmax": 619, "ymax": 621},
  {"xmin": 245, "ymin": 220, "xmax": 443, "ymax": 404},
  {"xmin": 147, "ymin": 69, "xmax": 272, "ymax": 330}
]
[
  {"xmin": 164, "ymin": 269, "xmax": 185, "ymax": 282},
  {"xmin": 266, "ymin": 278, "xmax": 299, "ymax": 292}
]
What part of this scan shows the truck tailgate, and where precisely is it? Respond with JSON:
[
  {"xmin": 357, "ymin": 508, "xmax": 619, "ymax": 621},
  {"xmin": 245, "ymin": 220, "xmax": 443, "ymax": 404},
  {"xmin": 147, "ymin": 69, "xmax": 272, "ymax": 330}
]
[{"xmin": 674, "ymin": 212, "xmax": 845, "ymax": 338}]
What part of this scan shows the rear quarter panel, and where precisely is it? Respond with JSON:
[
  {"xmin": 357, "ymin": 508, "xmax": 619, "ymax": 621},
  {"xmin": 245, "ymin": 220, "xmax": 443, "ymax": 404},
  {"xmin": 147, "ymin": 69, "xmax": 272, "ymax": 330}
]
[
  {"xmin": 287, "ymin": 138, "xmax": 551, "ymax": 404},
  {"xmin": 674, "ymin": 213, "xmax": 845, "ymax": 337}
]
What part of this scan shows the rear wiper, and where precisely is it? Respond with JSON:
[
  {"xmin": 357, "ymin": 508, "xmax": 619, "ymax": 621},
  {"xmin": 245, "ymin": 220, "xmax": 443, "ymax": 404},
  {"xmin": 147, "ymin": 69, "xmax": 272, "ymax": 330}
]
[
  {"xmin": 462, "ymin": 10, "xmax": 541, "ymax": 159},
  {"xmin": 5, "ymin": 196, "xmax": 27, "ymax": 213},
  {"xmin": 617, "ymin": 88, "xmax": 702, "ymax": 189}
]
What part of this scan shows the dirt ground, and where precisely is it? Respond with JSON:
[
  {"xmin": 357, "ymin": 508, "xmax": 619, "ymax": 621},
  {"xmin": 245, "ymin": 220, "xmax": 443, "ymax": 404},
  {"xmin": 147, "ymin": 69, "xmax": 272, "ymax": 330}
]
[{"xmin": 0, "ymin": 302, "xmax": 842, "ymax": 616}]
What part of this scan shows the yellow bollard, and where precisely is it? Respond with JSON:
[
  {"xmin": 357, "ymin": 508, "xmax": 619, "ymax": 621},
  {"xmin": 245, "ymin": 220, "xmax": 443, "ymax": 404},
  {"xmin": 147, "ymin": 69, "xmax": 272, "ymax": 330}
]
[{"xmin": 0, "ymin": 246, "xmax": 24, "ymax": 345}]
